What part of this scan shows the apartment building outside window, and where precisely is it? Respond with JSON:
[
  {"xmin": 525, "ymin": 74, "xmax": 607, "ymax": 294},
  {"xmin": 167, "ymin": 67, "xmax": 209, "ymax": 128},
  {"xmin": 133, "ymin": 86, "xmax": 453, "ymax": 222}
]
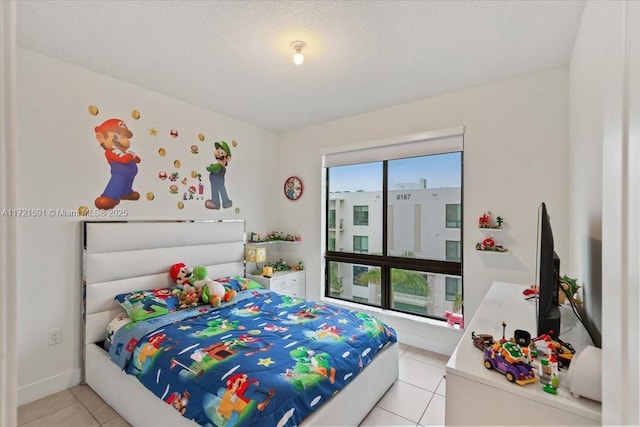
[
  {"xmin": 353, "ymin": 206, "xmax": 369, "ymax": 225},
  {"xmin": 446, "ymin": 204, "xmax": 461, "ymax": 228},
  {"xmin": 445, "ymin": 240, "xmax": 461, "ymax": 262},
  {"xmin": 445, "ymin": 277, "xmax": 462, "ymax": 301},
  {"xmin": 324, "ymin": 128, "xmax": 463, "ymax": 322},
  {"xmin": 353, "ymin": 236, "xmax": 369, "ymax": 253}
]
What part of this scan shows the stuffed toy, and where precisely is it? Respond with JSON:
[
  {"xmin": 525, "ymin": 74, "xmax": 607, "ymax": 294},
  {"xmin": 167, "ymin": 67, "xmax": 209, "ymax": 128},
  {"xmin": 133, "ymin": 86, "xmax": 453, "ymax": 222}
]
[
  {"xmin": 169, "ymin": 262, "xmax": 196, "ymax": 293},
  {"xmin": 192, "ymin": 265, "xmax": 236, "ymax": 307},
  {"xmin": 178, "ymin": 287, "xmax": 202, "ymax": 309}
]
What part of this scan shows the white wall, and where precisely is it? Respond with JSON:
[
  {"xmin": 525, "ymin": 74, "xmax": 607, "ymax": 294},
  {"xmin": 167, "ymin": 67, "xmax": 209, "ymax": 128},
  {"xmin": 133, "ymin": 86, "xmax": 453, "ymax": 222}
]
[
  {"xmin": 15, "ymin": 48, "xmax": 279, "ymax": 404},
  {"xmin": 276, "ymin": 67, "xmax": 570, "ymax": 354},
  {"xmin": 570, "ymin": 1, "xmax": 640, "ymax": 424}
]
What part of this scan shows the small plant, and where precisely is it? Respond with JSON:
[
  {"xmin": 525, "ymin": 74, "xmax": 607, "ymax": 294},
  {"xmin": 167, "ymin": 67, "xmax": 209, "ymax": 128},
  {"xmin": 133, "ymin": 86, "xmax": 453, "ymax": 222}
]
[{"xmin": 453, "ymin": 293, "xmax": 463, "ymax": 313}]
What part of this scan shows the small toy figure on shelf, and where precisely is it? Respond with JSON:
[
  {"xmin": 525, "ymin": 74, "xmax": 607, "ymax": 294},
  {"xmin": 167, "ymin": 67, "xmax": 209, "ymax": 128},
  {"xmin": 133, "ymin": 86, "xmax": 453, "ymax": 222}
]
[
  {"xmin": 478, "ymin": 213, "xmax": 491, "ymax": 228},
  {"xmin": 478, "ymin": 211, "xmax": 504, "ymax": 229},
  {"xmin": 475, "ymin": 236, "xmax": 508, "ymax": 252}
]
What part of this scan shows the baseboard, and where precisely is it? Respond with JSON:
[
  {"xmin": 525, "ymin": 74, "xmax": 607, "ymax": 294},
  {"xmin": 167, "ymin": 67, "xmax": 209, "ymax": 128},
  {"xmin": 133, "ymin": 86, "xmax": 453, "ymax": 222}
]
[{"xmin": 18, "ymin": 368, "xmax": 81, "ymax": 406}]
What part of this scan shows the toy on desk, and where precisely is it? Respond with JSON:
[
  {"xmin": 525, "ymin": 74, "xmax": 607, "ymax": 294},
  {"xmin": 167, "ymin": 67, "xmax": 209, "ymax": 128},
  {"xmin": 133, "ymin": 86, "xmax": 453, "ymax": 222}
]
[
  {"xmin": 482, "ymin": 322, "xmax": 537, "ymax": 386},
  {"xmin": 533, "ymin": 333, "xmax": 576, "ymax": 369},
  {"xmin": 471, "ymin": 332, "xmax": 494, "ymax": 351}
]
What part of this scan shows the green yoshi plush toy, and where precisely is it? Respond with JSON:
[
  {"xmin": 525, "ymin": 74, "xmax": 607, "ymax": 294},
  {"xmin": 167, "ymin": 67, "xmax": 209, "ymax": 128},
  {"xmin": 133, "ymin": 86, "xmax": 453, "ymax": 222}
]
[{"xmin": 191, "ymin": 265, "xmax": 236, "ymax": 308}]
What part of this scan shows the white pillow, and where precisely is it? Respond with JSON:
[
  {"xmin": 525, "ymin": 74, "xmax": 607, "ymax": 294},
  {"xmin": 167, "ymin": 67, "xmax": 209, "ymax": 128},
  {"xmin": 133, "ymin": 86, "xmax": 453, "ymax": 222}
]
[{"xmin": 104, "ymin": 312, "xmax": 131, "ymax": 350}]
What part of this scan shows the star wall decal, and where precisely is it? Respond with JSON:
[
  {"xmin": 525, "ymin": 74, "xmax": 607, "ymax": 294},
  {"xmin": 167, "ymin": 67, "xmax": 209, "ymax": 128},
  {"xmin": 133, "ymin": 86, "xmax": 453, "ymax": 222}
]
[
  {"xmin": 257, "ymin": 357, "xmax": 275, "ymax": 367},
  {"xmin": 148, "ymin": 127, "xmax": 158, "ymax": 136}
]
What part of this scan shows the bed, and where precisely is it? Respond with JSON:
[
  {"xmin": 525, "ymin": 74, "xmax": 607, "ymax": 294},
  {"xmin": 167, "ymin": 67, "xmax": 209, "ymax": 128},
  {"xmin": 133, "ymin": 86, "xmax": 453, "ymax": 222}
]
[{"xmin": 81, "ymin": 220, "xmax": 399, "ymax": 427}]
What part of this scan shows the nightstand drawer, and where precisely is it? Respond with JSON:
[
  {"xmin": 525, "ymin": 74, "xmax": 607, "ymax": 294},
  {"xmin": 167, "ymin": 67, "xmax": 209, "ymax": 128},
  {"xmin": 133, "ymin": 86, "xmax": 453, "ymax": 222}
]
[
  {"xmin": 248, "ymin": 270, "xmax": 305, "ymax": 298},
  {"xmin": 270, "ymin": 274, "xmax": 303, "ymax": 291},
  {"xmin": 281, "ymin": 283, "xmax": 304, "ymax": 298}
]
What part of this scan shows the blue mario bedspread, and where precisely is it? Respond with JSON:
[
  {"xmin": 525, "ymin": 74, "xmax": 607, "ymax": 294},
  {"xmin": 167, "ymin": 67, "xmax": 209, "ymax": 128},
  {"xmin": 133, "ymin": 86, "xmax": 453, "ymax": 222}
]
[{"xmin": 109, "ymin": 289, "xmax": 397, "ymax": 427}]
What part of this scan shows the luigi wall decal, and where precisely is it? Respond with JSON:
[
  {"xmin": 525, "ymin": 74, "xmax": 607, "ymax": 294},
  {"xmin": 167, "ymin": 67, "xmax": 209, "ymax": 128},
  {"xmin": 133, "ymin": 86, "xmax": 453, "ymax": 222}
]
[
  {"xmin": 94, "ymin": 118, "xmax": 141, "ymax": 210},
  {"xmin": 205, "ymin": 140, "xmax": 232, "ymax": 210}
]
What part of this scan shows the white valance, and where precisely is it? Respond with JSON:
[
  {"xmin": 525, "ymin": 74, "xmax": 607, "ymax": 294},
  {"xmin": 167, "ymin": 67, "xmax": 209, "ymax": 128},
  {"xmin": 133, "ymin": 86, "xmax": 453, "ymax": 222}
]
[{"xmin": 323, "ymin": 126, "xmax": 464, "ymax": 167}]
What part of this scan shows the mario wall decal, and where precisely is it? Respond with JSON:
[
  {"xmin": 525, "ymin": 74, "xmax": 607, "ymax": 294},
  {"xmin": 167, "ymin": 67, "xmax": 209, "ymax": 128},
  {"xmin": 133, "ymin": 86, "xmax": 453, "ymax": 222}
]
[
  {"xmin": 94, "ymin": 118, "xmax": 141, "ymax": 210},
  {"xmin": 205, "ymin": 141, "xmax": 232, "ymax": 210}
]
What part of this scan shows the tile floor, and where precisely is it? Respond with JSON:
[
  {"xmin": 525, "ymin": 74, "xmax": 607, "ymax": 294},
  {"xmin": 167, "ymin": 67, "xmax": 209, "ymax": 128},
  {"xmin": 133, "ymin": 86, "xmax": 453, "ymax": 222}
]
[{"xmin": 17, "ymin": 343, "xmax": 447, "ymax": 427}]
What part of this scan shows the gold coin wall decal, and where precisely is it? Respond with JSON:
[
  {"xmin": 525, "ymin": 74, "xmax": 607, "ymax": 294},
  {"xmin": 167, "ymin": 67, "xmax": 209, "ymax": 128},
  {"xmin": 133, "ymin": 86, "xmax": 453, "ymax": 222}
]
[
  {"xmin": 146, "ymin": 192, "xmax": 155, "ymax": 201},
  {"xmin": 131, "ymin": 110, "xmax": 141, "ymax": 119},
  {"xmin": 88, "ymin": 105, "xmax": 99, "ymax": 115}
]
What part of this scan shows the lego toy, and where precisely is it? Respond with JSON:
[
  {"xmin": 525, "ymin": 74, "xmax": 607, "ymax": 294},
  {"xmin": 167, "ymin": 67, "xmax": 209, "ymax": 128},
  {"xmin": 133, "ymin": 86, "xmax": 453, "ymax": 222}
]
[{"xmin": 480, "ymin": 322, "xmax": 537, "ymax": 386}]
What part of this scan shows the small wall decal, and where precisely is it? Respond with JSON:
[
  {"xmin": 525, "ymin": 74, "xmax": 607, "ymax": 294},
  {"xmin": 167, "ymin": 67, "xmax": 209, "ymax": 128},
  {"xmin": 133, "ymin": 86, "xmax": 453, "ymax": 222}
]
[
  {"xmin": 149, "ymin": 127, "xmax": 158, "ymax": 136},
  {"xmin": 131, "ymin": 110, "xmax": 141, "ymax": 120},
  {"xmin": 174, "ymin": 160, "xmax": 181, "ymax": 168},
  {"xmin": 190, "ymin": 145, "xmax": 199, "ymax": 154},
  {"xmin": 177, "ymin": 201, "xmax": 184, "ymax": 209},
  {"xmin": 158, "ymin": 148, "xmax": 166, "ymax": 157},
  {"xmin": 88, "ymin": 105, "xmax": 99, "ymax": 115},
  {"xmin": 232, "ymin": 139, "xmax": 237, "ymax": 147},
  {"xmin": 146, "ymin": 192, "xmax": 155, "ymax": 201},
  {"xmin": 205, "ymin": 141, "xmax": 232, "ymax": 210},
  {"xmin": 198, "ymin": 133, "xmax": 205, "ymax": 142},
  {"xmin": 158, "ymin": 171, "xmax": 167, "ymax": 180},
  {"xmin": 93, "ymin": 118, "xmax": 141, "ymax": 210},
  {"xmin": 170, "ymin": 129, "xmax": 179, "ymax": 138}
]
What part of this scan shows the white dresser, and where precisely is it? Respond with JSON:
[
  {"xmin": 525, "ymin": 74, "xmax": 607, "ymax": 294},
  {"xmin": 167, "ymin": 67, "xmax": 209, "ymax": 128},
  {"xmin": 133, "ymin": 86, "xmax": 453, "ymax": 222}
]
[
  {"xmin": 247, "ymin": 270, "xmax": 305, "ymax": 298},
  {"xmin": 445, "ymin": 281, "xmax": 601, "ymax": 425}
]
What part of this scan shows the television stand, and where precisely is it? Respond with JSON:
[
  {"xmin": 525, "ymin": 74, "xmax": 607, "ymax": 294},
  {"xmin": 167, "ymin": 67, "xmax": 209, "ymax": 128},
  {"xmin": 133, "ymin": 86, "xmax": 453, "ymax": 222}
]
[{"xmin": 445, "ymin": 281, "xmax": 601, "ymax": 425}]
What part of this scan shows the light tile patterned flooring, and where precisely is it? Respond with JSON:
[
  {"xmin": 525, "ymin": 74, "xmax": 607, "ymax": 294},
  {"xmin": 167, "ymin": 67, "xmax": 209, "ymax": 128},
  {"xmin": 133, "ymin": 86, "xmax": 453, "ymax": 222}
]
[{"xmin": 18, "ymin": 343, "xmax": 447, "ymax": 427}]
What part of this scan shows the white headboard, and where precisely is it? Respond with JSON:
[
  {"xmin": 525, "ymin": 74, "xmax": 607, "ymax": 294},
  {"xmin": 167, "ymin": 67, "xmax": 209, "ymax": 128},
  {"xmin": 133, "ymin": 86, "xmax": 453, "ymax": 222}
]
[{"xmin": 81, "ymin": 220, "xmax": 246, "ymax": 361}]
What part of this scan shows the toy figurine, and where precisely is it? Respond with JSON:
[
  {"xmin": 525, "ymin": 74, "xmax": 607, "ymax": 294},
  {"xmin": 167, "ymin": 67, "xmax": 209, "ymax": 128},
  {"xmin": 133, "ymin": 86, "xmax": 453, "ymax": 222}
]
[{"xmin": 479, "ymin": 213, "xmax": 491, "ymax": 228}]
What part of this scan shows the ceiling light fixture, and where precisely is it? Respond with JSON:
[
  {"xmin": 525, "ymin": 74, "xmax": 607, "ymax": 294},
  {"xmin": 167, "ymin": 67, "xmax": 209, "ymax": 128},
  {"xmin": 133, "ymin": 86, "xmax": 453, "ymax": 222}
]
[{"xmin": 290, "ymin": 41, "xmax": 307, "ymax": 65}]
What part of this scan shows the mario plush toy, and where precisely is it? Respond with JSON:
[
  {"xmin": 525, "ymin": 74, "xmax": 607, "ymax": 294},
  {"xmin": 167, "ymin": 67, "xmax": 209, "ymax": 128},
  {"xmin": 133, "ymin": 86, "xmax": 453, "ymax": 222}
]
[
  {"xmin": 191, "ymin": 265, "xmax": 236, "ymax": 308},
  {"xmin": 169, "ymin": 262, "xmax": 195, "ymax": 293}
]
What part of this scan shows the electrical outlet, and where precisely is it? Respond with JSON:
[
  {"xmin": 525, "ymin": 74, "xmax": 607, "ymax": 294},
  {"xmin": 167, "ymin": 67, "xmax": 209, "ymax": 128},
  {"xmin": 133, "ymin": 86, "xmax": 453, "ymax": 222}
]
[{"xmin": 48, "ymin": 328, "xmax": 61, "ymax": 345}]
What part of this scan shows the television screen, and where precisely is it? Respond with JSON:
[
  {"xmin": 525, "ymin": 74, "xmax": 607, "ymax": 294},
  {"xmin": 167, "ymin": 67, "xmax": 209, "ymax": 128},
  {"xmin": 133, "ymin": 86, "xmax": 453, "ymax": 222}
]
[{"xmin": 536, "ymin": 202, "xmax": 561, "ymax": 339}]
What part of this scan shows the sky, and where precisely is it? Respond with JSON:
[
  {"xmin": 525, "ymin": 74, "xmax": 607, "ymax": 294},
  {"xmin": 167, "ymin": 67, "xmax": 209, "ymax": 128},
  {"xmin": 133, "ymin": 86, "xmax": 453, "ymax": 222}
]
[{"xmin": 329, "ymin": 152, "xmax": 462, "ymax": 192}]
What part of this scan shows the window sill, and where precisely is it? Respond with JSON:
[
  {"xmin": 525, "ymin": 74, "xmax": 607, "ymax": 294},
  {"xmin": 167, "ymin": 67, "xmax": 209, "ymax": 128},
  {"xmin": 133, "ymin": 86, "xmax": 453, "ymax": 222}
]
[{"xmin": 320, "ymin": 295, "xmax": 454, "ymax": 329}]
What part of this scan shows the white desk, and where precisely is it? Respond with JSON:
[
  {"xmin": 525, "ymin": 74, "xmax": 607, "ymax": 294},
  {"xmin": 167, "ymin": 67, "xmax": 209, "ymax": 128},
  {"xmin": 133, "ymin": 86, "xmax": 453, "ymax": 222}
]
[{"xmin": 445, "ymin": 281, "xmax": 601, "ymax": 425}]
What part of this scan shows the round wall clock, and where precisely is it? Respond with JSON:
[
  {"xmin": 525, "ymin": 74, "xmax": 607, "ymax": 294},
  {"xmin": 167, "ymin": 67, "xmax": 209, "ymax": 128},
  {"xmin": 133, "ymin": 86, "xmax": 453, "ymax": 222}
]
[{"xmin": 284, "ymin": 176, "xmax": 303, "ymax": 200}]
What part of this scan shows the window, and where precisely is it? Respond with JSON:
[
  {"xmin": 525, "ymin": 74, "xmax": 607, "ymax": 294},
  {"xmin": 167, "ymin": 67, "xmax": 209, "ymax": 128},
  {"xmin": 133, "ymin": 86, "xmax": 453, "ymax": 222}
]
[
  {"xmin": 445, "ymin": 240, "xmax": 461, "ymax": 262},
  {"xmin": 324, "ymin": 128, "xmax": 463, "ymax": 321},
  {"xmin": 353, "ymin": 236, "xmax": 369, "ymax": 253},
  {"xmin": 353, "ymin": 206, "xmax": 369, "ymax": 225},
  {"xmin": 446, "ymin": 204, "xmax": 461, "ymax": 228},
  {"xmin": 353, "ymin": 265, "xmax": 369, "ymax": 286},
  {"xmin": 445, "ymin": 277, "xmax": 462, "ymax": 301},
  {"xmin": 328, "ymin": 209, "xmax": 336, "ymax": 229}
]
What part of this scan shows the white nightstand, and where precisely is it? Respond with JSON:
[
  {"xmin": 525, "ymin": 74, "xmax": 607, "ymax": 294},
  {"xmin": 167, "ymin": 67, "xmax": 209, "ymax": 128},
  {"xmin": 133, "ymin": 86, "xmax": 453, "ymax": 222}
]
[{"xmin": 247, "ymin": 270, "xmax": 305, "ymax": 298}]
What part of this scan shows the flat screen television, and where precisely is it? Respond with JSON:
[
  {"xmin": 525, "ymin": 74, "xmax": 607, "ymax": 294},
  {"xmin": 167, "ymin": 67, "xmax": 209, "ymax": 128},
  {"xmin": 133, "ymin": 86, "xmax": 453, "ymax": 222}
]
[{"xmin": 536, "ymin": 202, "xmax": 561, "ymax": 339}]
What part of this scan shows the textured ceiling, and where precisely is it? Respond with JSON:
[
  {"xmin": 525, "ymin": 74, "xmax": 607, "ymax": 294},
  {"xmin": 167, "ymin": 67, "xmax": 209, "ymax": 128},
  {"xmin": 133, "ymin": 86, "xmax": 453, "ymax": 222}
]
[{"xmin": 17, "ymin": 1, "xmax": 585, "ymax": 132}]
